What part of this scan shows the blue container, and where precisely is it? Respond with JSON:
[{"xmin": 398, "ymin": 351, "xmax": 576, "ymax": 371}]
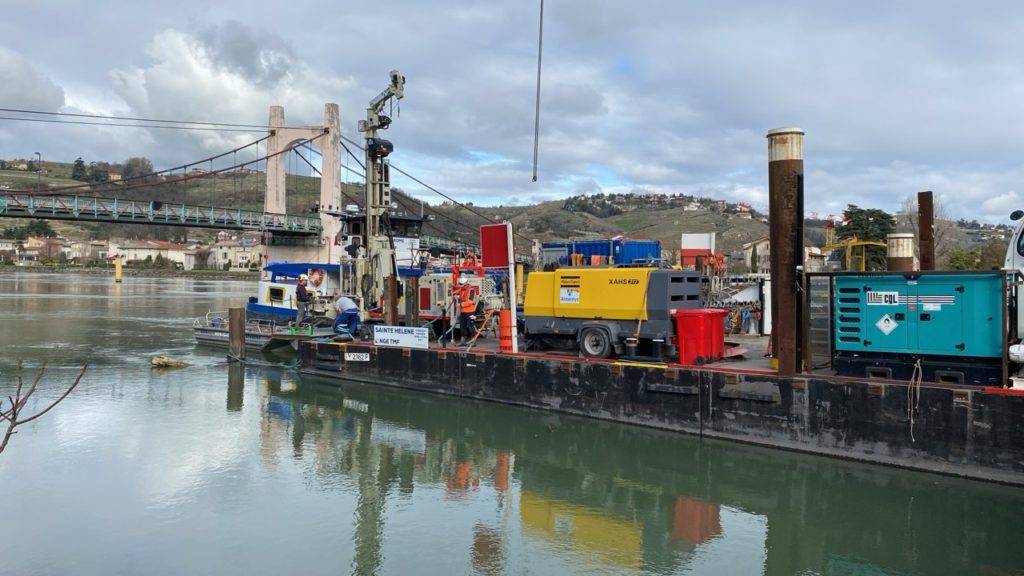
[
  {"xmin": 615, "ymin": 240, "xmax": 661, "ymax": 264},
  {"xmin": 571, "ymin": 239, "xmax": 618, "ymax": 260},
  {"xmin": 833, "ymin": 272, "xmax": 1003, "ymax": 358},
  {"xmin": 540, "ymin": 238, "xmax": 662, "ymax": 265}
]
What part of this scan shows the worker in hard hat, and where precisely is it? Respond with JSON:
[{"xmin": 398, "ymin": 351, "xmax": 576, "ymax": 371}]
[
  {"xmin": 453, "ymin": 276, "xmax": 478, "ymax": 346},
  {"xmin": 295, "ymin": 274, "xmax": 312, "ymax": 326}
]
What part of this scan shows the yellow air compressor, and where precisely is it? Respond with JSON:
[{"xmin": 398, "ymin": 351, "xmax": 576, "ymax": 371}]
[{"xmin": 522, "ymin": 267, "xmax": 702, "ymax": 357}]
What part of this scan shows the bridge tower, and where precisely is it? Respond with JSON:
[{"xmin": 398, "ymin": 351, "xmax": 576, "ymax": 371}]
[{"xmin": 263, "ymin": 103, "xmax": 342, "ymax": 265}]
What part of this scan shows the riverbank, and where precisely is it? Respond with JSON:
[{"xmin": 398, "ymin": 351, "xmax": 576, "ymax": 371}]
[{"xmin": 0, "ymin": 264, "xmax": 258, "ymax": 280}]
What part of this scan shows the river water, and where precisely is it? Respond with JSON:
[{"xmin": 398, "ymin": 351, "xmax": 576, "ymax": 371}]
[{"xmin": 0, "ymin": 272, "xmax": 1021, "ymax": 576}]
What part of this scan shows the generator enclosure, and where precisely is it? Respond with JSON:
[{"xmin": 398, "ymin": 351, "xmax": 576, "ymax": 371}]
[
  {"xmin": 832, "ymin": 272, "xmax": 1006, "ymax": 385},
  {"xmin": 523, "ymin": 268, "xmax": 701, "ymax": 343}
]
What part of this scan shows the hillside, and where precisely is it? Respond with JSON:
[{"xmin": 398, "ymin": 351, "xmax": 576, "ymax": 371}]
[
  {"xmin": 0, "ymin": 160, "xmax": 770, "ymax": 253},
  {"xmin": 16, "ymin": 158, "xmax": 1010, "ymax": 260}
]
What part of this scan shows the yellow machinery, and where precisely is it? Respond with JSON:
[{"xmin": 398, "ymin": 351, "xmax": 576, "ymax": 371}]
[
  {"xmin": 525, "ymin": 267, "xmax": 656, "ymax": 320},
  {"xmin": 522, "ymin": 267, "xmax": 701, "ymax": 357},
  {"xmin": 822, "ymin": 223, "xmax": 886, "ymax": 272}
]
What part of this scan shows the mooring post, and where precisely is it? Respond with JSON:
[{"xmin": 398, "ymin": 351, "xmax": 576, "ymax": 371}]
[
  {"xmin": 114, "ymin": 255, "xmax": 123, "ymax": 283},
  {"xmin": 385, "ymin": 275, "xmax": 399, "ymax": 326},
  {"xmin": 226, "ymin": 362, "xmax": 245, "ymax": 411},
  {"xmin": 918, "ymin": 191, "xmax": 935, "ymax": 271},
  {"xmin": 228, "ymin": 307, "xmax": 246, "ymax": 361},
  {"xmin": 767, "ymin": 127, "xmax": 805, "ymax": 377},
  {"xmin": 407, "ymin": 276, "xmax": 420, "ymax": 325}
]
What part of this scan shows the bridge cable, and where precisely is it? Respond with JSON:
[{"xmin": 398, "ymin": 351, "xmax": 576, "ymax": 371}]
[
  {"xmin": 8, "ymin": 136, "xmax": 269, "ymax": 195},
  {"xmin": 0, "ymin": 107, "xmax": 268, "ymax": 129},
  {"xmin": 0, "ymin": 115, "xmax": 259, "ymax": 132},
  {"xmin": 9, "ymin": 133, "xmax": 326, "ymax": 200}
]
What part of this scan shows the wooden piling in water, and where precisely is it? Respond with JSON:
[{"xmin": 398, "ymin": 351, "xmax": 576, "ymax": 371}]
[
  {"xmin": 228, "ymin": 307, "xmax": 245, "ymax": 361},
  {"xmin": 114, "ymin": 256, "xmax": 123, "ymax": 283}
]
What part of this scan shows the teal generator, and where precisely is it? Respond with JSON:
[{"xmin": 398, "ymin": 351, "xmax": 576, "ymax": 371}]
[{"xmin": 832, "ymin": 272, "xmax": 1006, "ymax": 385}]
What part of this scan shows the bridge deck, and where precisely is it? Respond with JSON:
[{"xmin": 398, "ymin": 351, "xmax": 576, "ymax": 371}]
[
  {"xmin": 0, "ymin": 193, "xmax": 530, "ymax": 261},
  {"xmin": 0, "ymin": 193, "xmax": 321, "ymax": 235}
]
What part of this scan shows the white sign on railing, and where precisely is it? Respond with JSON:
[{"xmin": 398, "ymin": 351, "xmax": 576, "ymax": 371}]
[{"xmin": 373, "ymin": 325, "xmax": 430, "ymax": 350}]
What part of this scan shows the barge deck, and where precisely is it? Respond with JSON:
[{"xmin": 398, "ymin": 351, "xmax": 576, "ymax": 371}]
[{"xmin": 299, "ymin": 337, "xmax": 1024, "ymax": 486}]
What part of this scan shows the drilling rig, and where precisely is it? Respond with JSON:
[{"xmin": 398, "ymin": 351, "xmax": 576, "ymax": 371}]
[{"xmin": 348, "ymin": 70, "xmax": 405, "ymax": 323}]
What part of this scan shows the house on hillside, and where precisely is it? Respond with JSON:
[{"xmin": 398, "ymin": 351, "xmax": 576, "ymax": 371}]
[
  {"xmin": 741, "ymin": 238, "xmax": 827, "ymax": 274},
  {"xmin": 210, "ymin": 238, "xmax": 261, "ymax": 270},
  {"xmin": 109, "ymin": 240, "xmax": 201, "ymax": 270},
  {"xmin": 64, "ymin": 240, "xmax": 109, "ymax": 264},
  {"xmin": 805, "ymin": 246, "xmax": 827, "ymax": 273},
  {"xmin": 23, "ymin": 236, "xmax": 65, "ymax": 260},
  {"xmin": 0, "ymin": 238, "xmax": 18, "ymax": 264},
  {"xmin": 742, "ymin": 236, "xmax": 771, "ymax": 274}
]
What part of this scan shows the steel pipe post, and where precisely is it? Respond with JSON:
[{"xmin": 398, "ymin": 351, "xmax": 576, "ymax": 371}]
[
  {"xmin": 918, "ymin": 191, "xmax": 935, "ymax": 271},
  {"xmin": 767, "ymin": 127, "xmax": 805, "ymax": 376}
]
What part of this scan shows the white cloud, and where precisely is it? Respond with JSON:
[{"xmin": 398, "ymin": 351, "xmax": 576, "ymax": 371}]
[
  {"xmin": 0, "ymin": 46, "xmax": 64, "ymax": 110},
  {"xmin": 981, "ymin": 190, "xmax": 1021, "ymax": 220},
  {"xmin": 2, "ymin": 3, "xmax": 1024, "ymax": 223},
  {"xmin": 107, "ymin": 25, "xmax": 358, "ymax": 161}
]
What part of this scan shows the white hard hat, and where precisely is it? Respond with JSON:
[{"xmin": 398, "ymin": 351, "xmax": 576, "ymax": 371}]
[
  {"xmin": 299, "ymin": 274, "xmax": 308, "ymax": 281},
  {"xmin": 458, "ymin": 277, "xmax": 468, "ymax": 285}
]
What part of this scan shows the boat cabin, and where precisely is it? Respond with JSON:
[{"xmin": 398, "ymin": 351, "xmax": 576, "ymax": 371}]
[{"xmin": 247, "ymin": 262, "xmax": 341, "ymax": 321}]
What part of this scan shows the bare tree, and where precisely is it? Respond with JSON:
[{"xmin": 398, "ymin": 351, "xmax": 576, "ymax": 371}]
[
  {"xmin": 1, "ymin": 362, "xmax": 87, "ymax": 455},
  {"xmin": 898, "ymin": 195, "xmax": 961, "ymax": 266}
]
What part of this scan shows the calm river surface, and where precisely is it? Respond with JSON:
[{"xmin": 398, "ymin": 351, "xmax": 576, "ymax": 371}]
[{"xmin": 0, "ymin": 272, "xmax": 1021, "ymax": 576}]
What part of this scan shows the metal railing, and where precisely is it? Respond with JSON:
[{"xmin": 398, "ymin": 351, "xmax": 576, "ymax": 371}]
[{"xmin": 0, "ymin": 193, "xmax": 322, "ymax": 235}]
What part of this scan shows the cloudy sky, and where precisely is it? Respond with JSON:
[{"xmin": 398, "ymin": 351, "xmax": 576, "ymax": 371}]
[{"xmin": 1, "ymin": 1, "xmax": 1022, "ymax": 221}]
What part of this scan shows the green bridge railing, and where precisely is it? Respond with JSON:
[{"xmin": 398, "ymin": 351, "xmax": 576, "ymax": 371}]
[{"xmin": 0, "ymin": 193, "xmax": 321, "ymax": 235}]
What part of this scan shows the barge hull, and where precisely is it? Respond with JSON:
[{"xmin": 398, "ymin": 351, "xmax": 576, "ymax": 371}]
[{"xmin": 299, "ymin": 341, "xmax": 1024, "ymax": 485}]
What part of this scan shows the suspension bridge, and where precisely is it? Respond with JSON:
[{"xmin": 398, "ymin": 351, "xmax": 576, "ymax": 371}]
[{"xmin": 0, "ymin": 103, "xmax": 527, "ymax": 264}]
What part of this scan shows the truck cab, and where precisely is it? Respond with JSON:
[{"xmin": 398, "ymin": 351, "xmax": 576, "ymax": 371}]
[{"xmin": 1004, "ymin": 209, "xmax": 1024, "ymax": 339}]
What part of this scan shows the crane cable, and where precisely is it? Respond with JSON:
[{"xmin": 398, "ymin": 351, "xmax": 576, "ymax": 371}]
[{"xmin": 531, "ymin": 0, "xmax": 545, "ymax": 182}]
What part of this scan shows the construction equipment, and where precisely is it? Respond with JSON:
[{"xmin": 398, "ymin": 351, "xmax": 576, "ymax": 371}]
[
  {"xmin": 822, "ymin": 220, "xmax": 886, "ymax": 271},
  {"xmin": 355, "ymin": 69, "xmax": 406, "ymax": 321},
  {"xmin": 832, "ymin": 272, "xmax": 1007, "ymax": 385},
  {"xmin": 522, "ymin": 267, "xmax": 701, "ymax": 358}
]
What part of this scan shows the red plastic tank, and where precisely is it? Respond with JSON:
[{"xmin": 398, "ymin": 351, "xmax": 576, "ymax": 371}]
[{"xmin": 673, "ymin": 309, "xmax": 729, "ymax": 365}]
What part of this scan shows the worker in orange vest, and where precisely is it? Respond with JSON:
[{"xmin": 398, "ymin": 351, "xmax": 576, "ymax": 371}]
[{"xmin": 453, "ymin": 276, "xmax": 478, "ymax": 345}]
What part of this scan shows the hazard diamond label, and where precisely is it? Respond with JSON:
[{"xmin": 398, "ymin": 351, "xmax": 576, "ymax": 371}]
[{"xmin": 875, "ymin": 314, "xmax": 898, "ymax": 336}]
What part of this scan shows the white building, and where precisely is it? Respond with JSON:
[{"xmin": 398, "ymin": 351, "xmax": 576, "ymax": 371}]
[
  {"xmin": 210, "ymin": 239, "xmax": 261, "ymax": 270},
  {"xmin": 109, "ymin": 240, "xmax": 200, "ymax": 270},
  {"xmin": 63, "ymin": 240, "xmax": 109, "ymax": 263},
  {"xmin": 742, "ymin": 236, "xmax": 771, "ymax": 274}
]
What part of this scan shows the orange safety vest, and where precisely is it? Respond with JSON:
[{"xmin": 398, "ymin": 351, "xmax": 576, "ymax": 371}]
[{"xmin": 455, "ymin": 284, "xmax": 477, "ymax": 314}]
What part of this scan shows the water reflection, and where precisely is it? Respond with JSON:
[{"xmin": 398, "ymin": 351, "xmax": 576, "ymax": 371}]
[
  {"xmin": 1, "ymin": 273, "xmax": 1021, "ymax": 576},
  {"xmin": 251, "ymin": 371, "xmax": 1024, "ymax": 576},
  {"xmin": 257, "ymin": 372, "xmax": 761, "ymax": 575}
]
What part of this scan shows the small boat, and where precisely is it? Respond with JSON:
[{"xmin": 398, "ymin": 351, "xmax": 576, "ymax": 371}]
[{"xmin": 192, "ymin": 311, "xmax": 279, "ymax": 350}]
